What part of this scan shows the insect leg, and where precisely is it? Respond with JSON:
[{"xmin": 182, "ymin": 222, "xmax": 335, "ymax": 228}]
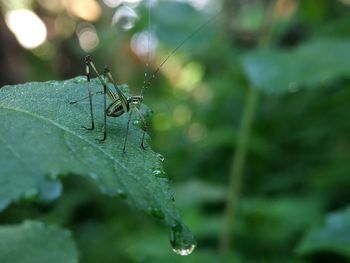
[
  {"xmin": 123, "ymin": 110, "xmax": 134, "ymax": 153},
  {"xmin": 82, "ymin": 56, "xmax": 95, "ymax": 130},
  {"xmin": 133, "ymin": 106, "xmax": 148, "ymax": 150},
  {"xmin": 69, "ymin": 91, "xmax": 103, "ymax": 104},
  {"xmin": 97, "ymin": 77, "xmax": 107, "ymax": 142}
]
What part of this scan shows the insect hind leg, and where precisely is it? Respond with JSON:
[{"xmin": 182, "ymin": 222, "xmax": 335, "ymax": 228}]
[
  {"xmin": 81, "ymin": 55, "xmax": 95, "ymax": 130},
  {"xmin": 69, "ymin": 55, "xmax": 97, "ymax": 130},
  {"xmin": 96, "ymin": 68, "xmax": 109, "ymax": 142}
]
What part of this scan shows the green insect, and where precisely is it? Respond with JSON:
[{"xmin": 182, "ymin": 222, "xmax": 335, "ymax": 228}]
[
  {"xmin": 70, "ymin": 56, "xmax": 151, "ymax": 153},
  {"xmin": 70, "ymin": 9, "xmax": 220, "ymax": 153}
]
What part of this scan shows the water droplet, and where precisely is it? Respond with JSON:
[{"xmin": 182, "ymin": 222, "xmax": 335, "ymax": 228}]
[
  {"xmin": 63, "ymin": 229, "xmax": 71, "ymax": 237},
  {"xmin": 23, "ymin": 219, "xmax": 45, "ymax": 230},
  {"xmin": 47, "ymin": 173, "xmax": 59, "ymax": 180},
  {"xmin": 149, "ymin": 207, "xmax": 165, "ymax": 219},
  {"xmin": 0, "ymin": 199, "xmax": 10, "ymax": 211},
  {"xmin": 117, "ymin": 189, "xmax": 127, "ymax": 199},
  {"xmin": 90, "ymin": 173, "xmax": 98, "ymax": 180},
  {"xmin": 119, "ymin": 84, "xmax": 129, "ymax": 93},
  {"xmin": 288, "ymin": 81, "xmax": 300, "ymax": 93},
  {"xmin": 40, "ymin": 181, "xmax": 62, "ymax": 201},
  {"xmin": 33, "ymin": 221, "xmax": 45, "ymax": 230},
  {"xmin": 112, "ymin": 6, "xmax": 139, "ymax": 31},
  {"xmin": 133, "ymin": 119, "xmax": 142, "ymax": 127},
  {"xmin": 156, "ymin": 153, "xmax": 165, "ymax": 162},
  {"xmin": 152, "ymin": 167, "xmax": 167, "ymax": 178},
  {"xmin": 23, "ymin": 188, "xmax": 39, "ymax": 200},
  {"xmin": 169, "ymin": 222, "xmax": 196, "ymax": 256},
  {"xmin": 73, "ymin": 76, "xmax": 86, "ymax": 84},
  {"xmin": 141, "ymin": 107, "xmax": 153, "ymax": 118}
]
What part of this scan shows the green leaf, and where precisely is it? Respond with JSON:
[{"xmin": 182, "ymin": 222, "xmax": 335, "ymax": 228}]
[
  {"xmin": 296, "ymin": 206, "xmax": 350, "ymax": 257},
  {"xmin": 242, "ymin": 38, "xmax": 350, "ymax": 93},
  {"xmin": 0, "ymin": 220, "xmax": 78, "ymax": 263},
  {"xmin": 0, "ymin": 77, "xmax": 191, "ymax": 236}
]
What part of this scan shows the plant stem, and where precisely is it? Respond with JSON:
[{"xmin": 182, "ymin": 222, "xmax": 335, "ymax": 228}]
[{"xmin": 219, "ymin": 86, "xmax": 259, "ymax": 252}]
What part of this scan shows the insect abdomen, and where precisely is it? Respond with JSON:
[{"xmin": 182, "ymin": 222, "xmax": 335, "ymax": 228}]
[{"xmin": 106, "ymin": 100, "xmax": 129, "ymax": 117}]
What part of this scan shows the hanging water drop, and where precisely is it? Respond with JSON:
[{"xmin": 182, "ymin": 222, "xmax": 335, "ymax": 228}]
[
  {"xmin": 156, "ymin": 153, "xmax": 165, "ymax": 162},
  {"xmin": 112, "ymin": 6, "xmax": 139, "ymax": 31},
  {"xmin": 149, "ymin": 207, "xmax": 165, "ymax": 219},
  {"xmin": 47, "ymin": 173, "xmax": 59, "ymax": 180},
  {"xmin": 89, "ymin": 173, "xmax": 98, "ymax": 180},
  {"xmin": 169, "ymin": 222, "xmax": 196, "ymax": 256},
  {"xmin": 117, "ymin": 189, "xmax": 127, "ymax": 199},
  {"xmin": 288, "ymin": 81, "xmax": 300, "ymax": 93},
  {"xmin": 27, "ymin": 221, "xmax": 45, "ymax": 230},
  {"xmin": 152, "ymin": 167, "xmax": 167, "ymax": 178},
  {"xmin": 23, "ymin": 188, "xmax": 39, "ymax": 200}
]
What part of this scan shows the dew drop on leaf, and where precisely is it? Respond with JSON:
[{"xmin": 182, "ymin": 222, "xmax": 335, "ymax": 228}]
[
  {"xmin": 132, "ymin": 119, "xmax": 142, "ymax": 128},
  {"xmin": 23, "ymin": 188, "xmax": 39, "ymax": 200},
  {"xmin": 0, "ymin": 199, "xmax": 10, "ymax": 211},
  {"xmin": 117, "ymin": 189, "xmax": 127, "ymax": 199},
  {"xmin": 31, "ymin": 221, "xmax": 45, "ymax": 230},
  {"xmin": 47, "ymin": 173, "xmax": 59, "ymax": 180},
  {"xmin": 149, "ymin": 207, "xmax": 165, "ymax": 219},
  {"xmin": 152, "ymin": 167, "xmax": 167, "ymax": 178},
  {"xmin": 169, "ymin": 222, "xmax": 196, "ymax": 256},
  {"xmin": 89, "ymin": 173, "xmax": 98, "ymax": 180},
  {"xmin": 119, "ymin": 84, "xmax": 129, "ymax": 93},
  {"xmin": 72, "ymin": 76, "xmax": 86, "ymax": 84},
  {"xmin": 39, "ymin": 181, "xmax": 62, "ymax": 201},
  {"xmin": 156, "ymin": 153, "xmax": 165, "ymax": 162}
]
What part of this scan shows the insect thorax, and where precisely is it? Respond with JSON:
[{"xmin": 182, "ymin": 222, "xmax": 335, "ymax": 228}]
[{"xmin": 129, "ymin": 95, "xmax": 143, "ymax": 105}]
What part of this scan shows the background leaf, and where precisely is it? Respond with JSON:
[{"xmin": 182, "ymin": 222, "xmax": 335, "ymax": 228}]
[
  {"xmin": 296, "ymin": 206, "xmax": 350, "ymax": 257},
  {"xmin": 0, "ymin": 220, "xmax": 78, "ymax": 263},
  {"xmin": 242, "ymin": 38, "xmax": 350, "ymax": 93}
]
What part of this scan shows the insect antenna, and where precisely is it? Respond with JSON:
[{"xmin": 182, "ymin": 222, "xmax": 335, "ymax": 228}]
[
  {"xmin": 141, "ymin": 0, "xmax": 153, "ymax": 97},
  {"xmin": 140, "ymin": 9, "xmax": 221, "ymax": 96}
]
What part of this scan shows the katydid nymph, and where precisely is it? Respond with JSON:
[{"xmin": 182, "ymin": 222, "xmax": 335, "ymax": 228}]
[
  {"xmin": 69, "ymin": 7, "xmax": 220, "ymax": 153},
  {"xmin": 70, "ymin": 56, "xmax": 148, "ymax": 153}
]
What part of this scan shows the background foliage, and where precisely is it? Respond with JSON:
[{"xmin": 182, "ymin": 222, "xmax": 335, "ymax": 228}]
[{"xmin": 1, "ymin": 0, "xmax": 350, "ymax": 262}]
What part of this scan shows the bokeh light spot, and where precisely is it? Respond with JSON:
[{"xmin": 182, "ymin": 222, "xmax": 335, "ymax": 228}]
[
  {"xmin": 5, "ymin": 9, "xmax": 47, "ymax": 49},
  {"xmin": 177, "ymin": 62, "xmax": 204, "ymax": 92},
  {"xmin": 62, "ymin": 0, "xmax": 101, "ymax": 21},
  {"xmin": 192, "ymin": 84, "xmax": 213, "ymax": 103},
  {"xmin": 173, "ymin": 105, "xmax": 192, "ymax": 126},
  {"xmin": 187, "ymin": 122, "xmax": 206, "ymax": 142},
  {"xmin": 130, "ymin": 30, "xmax": 159, "ymax": 59},
  {"xmin": 153, "ymin": 113, "xmax": 172, "ymax": 131},
  {"xmin": 37, "ymin": 0, "xmax": 64, "ymax": 13},
  {"xmin": 54, "ymin": 14, "xmax": 76, "ymax": 38},
  {"xmin": 103, "ymin": 0, "xmax": 142, "ymax": 8},
  {"xmin": 112, "ymin": 5, "xmax": 139, "ymax": 30},
  {"xmin": 76, "ymin": 23, "xmax": 100, "ymax": 52}
]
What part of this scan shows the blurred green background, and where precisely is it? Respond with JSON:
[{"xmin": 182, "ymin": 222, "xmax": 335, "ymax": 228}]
[{"xmin": 1, "ymin": 0, "xmax": 350, "ymax": 262}]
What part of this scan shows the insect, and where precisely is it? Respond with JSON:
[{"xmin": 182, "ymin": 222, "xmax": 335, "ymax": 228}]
[
  {"xmin": 70, "ymin": 6, "xmax": 220, "ymax": 153},
  {"xmin": 70, "ymin": 57, "xmax": 149, "ymax": 153}
]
